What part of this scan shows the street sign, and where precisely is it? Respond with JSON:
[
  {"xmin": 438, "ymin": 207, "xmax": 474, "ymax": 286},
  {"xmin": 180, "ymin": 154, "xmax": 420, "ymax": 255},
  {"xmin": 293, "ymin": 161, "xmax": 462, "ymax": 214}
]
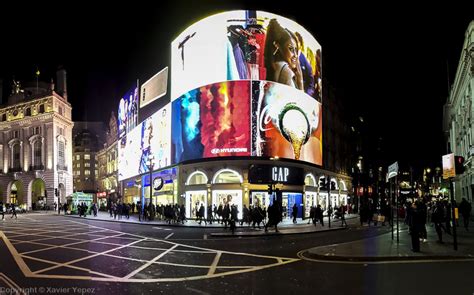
[
  {"xmin": 387, "ymin": 162, "xmax": 398, "ymax": 180},
  {"xmin": 442, "ymin": 153, "xmax": 455, "ymax": 179}
]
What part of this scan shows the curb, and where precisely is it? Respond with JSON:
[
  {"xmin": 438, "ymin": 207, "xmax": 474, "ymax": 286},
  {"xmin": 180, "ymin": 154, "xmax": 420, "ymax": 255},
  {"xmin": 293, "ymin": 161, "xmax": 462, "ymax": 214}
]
[
  {"xmin": 63, "ymin": 214, "xmax": 352, "ymax": 231},
  {"xmin": 299, "ymin": 250, "xmax": 474, "ymax": 262},
  {"xmin": 210, "ymin": 226, "xmax": 347, "ymax": 237}
]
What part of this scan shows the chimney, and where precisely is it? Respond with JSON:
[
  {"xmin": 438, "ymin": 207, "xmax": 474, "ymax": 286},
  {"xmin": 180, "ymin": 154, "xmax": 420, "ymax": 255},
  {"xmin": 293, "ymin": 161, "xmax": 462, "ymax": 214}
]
[{"xmin": 56, "ymin": 67, "xmax": 68, "ymax": 100}]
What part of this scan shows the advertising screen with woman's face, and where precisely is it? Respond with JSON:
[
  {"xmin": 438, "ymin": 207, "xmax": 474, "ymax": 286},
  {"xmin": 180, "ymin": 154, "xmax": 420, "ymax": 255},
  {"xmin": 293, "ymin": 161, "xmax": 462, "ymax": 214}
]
[{"xmin": 171, "ymin": 10, "xmax": 322, "ymax": 102}]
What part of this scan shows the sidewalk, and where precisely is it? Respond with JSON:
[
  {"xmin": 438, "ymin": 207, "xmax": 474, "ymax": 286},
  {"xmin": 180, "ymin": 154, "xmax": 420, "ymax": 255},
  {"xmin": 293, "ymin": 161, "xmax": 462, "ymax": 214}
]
[
  {"xmin": 300, "ymin": 221, "xmax": 474, "ymax": 262},
  {"xmin": 59, "ymin": 210, "xmax": 357, "ymax": 235}
]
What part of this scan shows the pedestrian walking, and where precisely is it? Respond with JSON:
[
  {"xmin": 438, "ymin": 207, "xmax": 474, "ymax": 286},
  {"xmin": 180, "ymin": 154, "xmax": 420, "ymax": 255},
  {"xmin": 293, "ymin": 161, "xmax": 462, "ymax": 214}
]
[
  {"xmin": 292, "ymin": 203, "xmax": 298, "ymax": 224},
  {"xmin": 10, "ymin": 204, "xmax": 17, "ymax": 219},
  {"xmin": 409, "ymin": 201, "xmax": 423, "ymax": 252},
  {"xmin": 431, "ymin": 200, "xmax": 445, "ymax": 243},
  {"xmin": 340, "ymin": 205, "xmax": 347, "ymax": 227},
  {"xmin": 0, "ymin": 202, "xmax": 4, "ymax": 220}
]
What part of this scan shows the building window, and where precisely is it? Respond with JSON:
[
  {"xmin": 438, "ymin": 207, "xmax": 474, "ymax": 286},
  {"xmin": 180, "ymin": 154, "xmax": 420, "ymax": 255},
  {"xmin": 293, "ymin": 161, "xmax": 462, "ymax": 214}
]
[
  {"xmin": 84, "ymin": 154, "xmax": 90, "ymax": 160},
  {"xmin": 76, "ymin": 154, "xmax": 80, "ymax": 161},
  {"xmin": 59, "ymin": 106, "xmax": 63, "ymax": 116},
  {"xmin": 31, "ymin": 126, "xmax": 41, "ymax": 135},
  {"xmin": 76, "ymin": 163, "xmax": 81, "ymax": 168},
  {"xmin": 58, "ymin": 141, "xmax": 65, "ymax": 168},
  {"xmin": 13, "ymin": 143, "xmax": 21, "ymax": 170},
  {"xmin": 39, "ymin": 104, "xmax": 45, "ymax": 113},
  {"xmin": 84, "ymin": 162, "xmax": 90, "ymax": 168},
  {"xmin": 33, "ymin": 141, "xmax": 42, "ymax": 167},
  {"xmin": 11, "ymin": 130, "xmax": 19, "ymax": 139},
  {"xmin": 84, "ymin": 170, "xmax": 91, "ymax": 176},
  {"xmin": 26, "ymin": 108, "xmax": 31, "ymax": 116},
  {"xmin": 1, "ymin": 114, "xmax": 5, "ymax": 121}
]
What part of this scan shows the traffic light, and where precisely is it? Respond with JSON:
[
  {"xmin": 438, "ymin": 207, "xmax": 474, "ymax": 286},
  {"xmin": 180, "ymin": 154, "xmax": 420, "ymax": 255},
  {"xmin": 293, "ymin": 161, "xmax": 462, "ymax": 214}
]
[
  {"xmin": 455, "ymin": 156, "xmax": 465, "ymax": 175},
  {"xmin": 330, "ymin": 181, "xmax": 336, "ymax": 191},
  {"xmin": 54, "ymin": 188, "xmax": 58, "ymax": 196}
]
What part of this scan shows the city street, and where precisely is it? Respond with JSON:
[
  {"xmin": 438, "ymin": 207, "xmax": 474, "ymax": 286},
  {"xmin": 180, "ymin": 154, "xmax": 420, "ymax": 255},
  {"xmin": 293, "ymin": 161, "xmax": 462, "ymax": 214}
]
[{"xmin": 1, "ymin": 213, "xmax": 473, "ymax": 295}]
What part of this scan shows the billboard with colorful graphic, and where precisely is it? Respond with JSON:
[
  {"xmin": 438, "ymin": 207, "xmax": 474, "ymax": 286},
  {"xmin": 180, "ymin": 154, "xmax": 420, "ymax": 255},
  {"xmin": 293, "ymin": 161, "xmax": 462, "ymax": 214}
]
[
  {"xmin": 118, "ymin": 104, "xmax": 171, "ymax": 181},
  {"xmin": 118, "ymin": 84, "xmax": 139, "ymax": 139},
  {"xmin": 171, "ymin": 10, "xmax": 322, "ymax": 102},
  {"xmin": 171, "ymin": 81, "xmax": 251, "ymax": 163}
]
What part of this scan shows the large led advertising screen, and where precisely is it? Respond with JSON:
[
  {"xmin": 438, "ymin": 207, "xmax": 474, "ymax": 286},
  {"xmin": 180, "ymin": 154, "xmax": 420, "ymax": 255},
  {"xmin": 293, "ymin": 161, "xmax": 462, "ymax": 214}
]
[
  {"xmin": 119, "ymin": 104, "xmax": 171, "ymax": 181},
  {"xmin": 171, "ymin": 10, "xmax": 322, "ymax": 102},
  {"xmin": 118, "ymin": 84, "xmax": 139, "ymax": 139},
  {"xmin": 252, "ymin": 81, "xmax": 322, "ymax": 165},
  {"xmin": 171, "ymin": 81, "xmax": 251, "ymax": 163}
]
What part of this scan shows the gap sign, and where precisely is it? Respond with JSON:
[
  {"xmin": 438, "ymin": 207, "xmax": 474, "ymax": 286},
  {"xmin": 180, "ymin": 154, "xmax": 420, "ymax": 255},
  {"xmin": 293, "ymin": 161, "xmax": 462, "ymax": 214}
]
[{"xmin": 249, "ymin": 165, "xmax": 304, "ymax": 185}]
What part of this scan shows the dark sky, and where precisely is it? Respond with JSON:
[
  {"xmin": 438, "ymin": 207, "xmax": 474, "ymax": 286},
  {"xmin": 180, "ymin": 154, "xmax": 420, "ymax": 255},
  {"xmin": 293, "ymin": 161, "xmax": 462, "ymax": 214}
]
[{"xmin": 0, "ymin": 1, "xmax": 473, "ymax": 168}]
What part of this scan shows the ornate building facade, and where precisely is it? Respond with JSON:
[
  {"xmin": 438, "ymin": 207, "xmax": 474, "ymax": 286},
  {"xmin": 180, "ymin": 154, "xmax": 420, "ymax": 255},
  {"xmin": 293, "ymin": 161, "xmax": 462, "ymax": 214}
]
[
  {"xmin": 0, "ymin": 69, "xmax": 73, "ymax": 209},
  {"xmin": 443, "ymin": 21, "xmax": 474, "ymax": 201},
  {"xmin": 97, "ymin": 112, "xmax": 119, "ymax": 200}
]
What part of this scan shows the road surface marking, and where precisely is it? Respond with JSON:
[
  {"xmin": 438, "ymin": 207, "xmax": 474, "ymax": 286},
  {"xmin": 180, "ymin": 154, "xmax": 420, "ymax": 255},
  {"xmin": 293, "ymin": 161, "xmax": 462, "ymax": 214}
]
[
  {"xmin": 164, "ymin": 233, "xmax": 174, "ymax": 240},
  {"xmin": 0, "ymin": 218, "xmax": 299, "ymax": 283},
  {"xmin": 152, "ymin": 227, "xmax": 172, "ymax": 231},
  {"xmin": 207, "ymin": 251, "xmax": 222, "ymax": 275},
  {"xmin": 124, "ymin": 244, "xmax": 178, "ymax": 279},
  {"xmin": 0, "ymin": 272, "xmax": 24, "ymax": 294}
]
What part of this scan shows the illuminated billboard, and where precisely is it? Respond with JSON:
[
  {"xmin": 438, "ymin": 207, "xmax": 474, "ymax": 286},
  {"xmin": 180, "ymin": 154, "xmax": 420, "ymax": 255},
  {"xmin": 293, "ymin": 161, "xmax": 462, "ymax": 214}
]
[
  {"xmin": 118, "ymin": 104, "xmax": 171, "ymax": 181},
  {"xmin": 140, "ymin": 67, "xmax": 168, "ymax": 108},
  {"xmin": 252, "ymin": 81, "xmax": 322, "ymax": 165},
  {"xmin": 118, "ymin": 84, "xmax": 139, "ymax": 139},
  {"xmin": 171, "ymin": 81, "xmax": 251, "ymax": 163},
  {"xmin": 171, "ymin": 10, "xmax": 322, "ymax": 102}
]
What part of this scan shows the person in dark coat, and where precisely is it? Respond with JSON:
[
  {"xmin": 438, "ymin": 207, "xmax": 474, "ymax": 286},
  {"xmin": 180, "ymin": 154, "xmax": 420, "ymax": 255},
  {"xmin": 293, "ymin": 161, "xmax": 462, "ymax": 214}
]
[
  {"xmin": 0, "ymin": 202, "xmax": 4, "ymax": 220},
  {"xmin": 292, "ymin": 203, "xmax": 298, "ymax": 224},
  {"xmin": 10, "ymin": 204, "xmax": 17, "ymax": 219},
  {"xmin": 409, "ymin": 202, "xmax": 423, "ymax": 252},
  {"xmin": 459, "ymin": 198, "xmax": 472, "ymax": 231},
  {"xmin": 198, "ymin": 204, "xmax": 206, "ymax": 225},
  {"xmin": 431, "ymin": 200, "xmax": 445, "ymax": 243}
]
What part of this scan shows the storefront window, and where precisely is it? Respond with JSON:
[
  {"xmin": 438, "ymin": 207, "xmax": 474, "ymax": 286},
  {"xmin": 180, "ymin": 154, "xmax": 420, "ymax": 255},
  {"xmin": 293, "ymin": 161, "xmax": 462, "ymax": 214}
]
[
  {"xmin": 304, "ymin": 174, "xmax": 316, "ymax": 187},
  {"xmin": 212, "ymin": 190, "xmax": 243, "ymax": 219},
  {"xmin": 186, "ymin": 190, "xmax": 207, "ymax": 218}
]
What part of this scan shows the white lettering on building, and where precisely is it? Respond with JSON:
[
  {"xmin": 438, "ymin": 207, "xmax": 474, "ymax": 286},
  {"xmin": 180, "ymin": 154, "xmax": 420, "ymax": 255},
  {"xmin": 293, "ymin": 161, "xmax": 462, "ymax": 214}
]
[{"xmin": 272, "ymin": 167, "xmax": 289, "ymax": 182}]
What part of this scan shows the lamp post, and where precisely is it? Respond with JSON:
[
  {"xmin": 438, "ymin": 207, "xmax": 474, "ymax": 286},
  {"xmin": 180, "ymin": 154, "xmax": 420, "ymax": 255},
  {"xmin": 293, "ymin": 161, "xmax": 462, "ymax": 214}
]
[{"xmin": 147, "ymin": 155, "xmax": 155, "ymax": 212}]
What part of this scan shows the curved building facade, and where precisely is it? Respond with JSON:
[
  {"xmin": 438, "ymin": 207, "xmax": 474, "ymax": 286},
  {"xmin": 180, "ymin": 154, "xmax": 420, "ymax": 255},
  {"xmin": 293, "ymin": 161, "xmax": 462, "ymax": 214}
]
[{"xmin": 119, "ymin": 10, "xmax": 351, "ymax": 219}]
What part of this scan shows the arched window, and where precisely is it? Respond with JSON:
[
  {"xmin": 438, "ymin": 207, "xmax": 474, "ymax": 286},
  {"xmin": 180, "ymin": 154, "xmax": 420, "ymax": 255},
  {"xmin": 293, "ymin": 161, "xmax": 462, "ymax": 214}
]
[
  {"xmin": 25, "ymin": 108, "xmax": 31, "ymax": 116},
  {"xmin": 304, "ymin": 174, "xmax": 316, "ymax": 187},
  {"xmin": 186, "ymin": 171, "xmax": 208, "ymax": 185},
  {"xmin": 39, "ymin": 104, "xmax": 45, "ymax": 114},
  {"xmin": 212, "ymin": 169, "xmax": 243, "ymax": 184},
  {"xmin": 33, "ymin": 140, "xmax": 42, "ymax": 167}
]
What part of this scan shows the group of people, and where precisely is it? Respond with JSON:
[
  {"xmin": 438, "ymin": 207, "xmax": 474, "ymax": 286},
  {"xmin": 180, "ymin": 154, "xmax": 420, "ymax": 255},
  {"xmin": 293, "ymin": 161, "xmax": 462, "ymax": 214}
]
[{"xmin": 0, "ymin": 202, "xmax": 17, "ymax": 219}]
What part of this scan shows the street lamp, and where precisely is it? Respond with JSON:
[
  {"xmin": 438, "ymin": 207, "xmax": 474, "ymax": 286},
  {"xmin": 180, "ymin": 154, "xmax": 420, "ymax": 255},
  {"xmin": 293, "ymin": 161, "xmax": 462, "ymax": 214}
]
[{"xmin": 147, "ymin": 155, "xmax": 155, "ymax": 209}]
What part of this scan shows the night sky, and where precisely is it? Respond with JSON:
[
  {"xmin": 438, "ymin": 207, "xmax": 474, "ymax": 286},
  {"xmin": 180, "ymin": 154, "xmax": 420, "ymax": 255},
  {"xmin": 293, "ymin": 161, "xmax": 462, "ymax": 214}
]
[{"xmin": 0, "ymin": 1, "xmax": 472, "ymax": 169}]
